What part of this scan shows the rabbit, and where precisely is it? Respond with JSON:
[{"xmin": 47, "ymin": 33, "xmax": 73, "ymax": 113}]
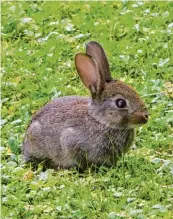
[{"xmin": 23, "ymin": 41, "xmax": 148, "ymax": 171}]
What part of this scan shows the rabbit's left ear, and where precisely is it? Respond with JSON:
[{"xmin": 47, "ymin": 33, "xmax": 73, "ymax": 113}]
[
  {"xmin": 75, "ymin": 53, "xmax": 104, "ymax": 99},
  {"xmin": 86, "ymin": 41, "xmax": 112, "ymax": 83}
]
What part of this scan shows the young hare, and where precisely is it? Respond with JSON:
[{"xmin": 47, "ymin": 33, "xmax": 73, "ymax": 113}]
[{"xmin": 23, "ymin": 41, "xmax": 148, "ymax": 170}]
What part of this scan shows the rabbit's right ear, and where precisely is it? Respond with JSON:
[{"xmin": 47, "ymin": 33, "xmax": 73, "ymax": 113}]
[
  {"xmin": 75, "ymin": 53, "xmax": 104, "ymax": 99},
  {"xmin": 86, "ymin": 41, "xmax": 112, "ymax": 82}
]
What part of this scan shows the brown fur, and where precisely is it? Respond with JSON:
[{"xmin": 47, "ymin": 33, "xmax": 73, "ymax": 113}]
[{"xmin": 23, "ymin": 41, "xmax": 148, "ymax": 171}]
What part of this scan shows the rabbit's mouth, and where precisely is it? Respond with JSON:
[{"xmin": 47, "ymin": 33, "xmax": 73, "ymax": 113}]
[{"xmin": 129, "ymin": 112, "xmax": 148, "ymax": 126}]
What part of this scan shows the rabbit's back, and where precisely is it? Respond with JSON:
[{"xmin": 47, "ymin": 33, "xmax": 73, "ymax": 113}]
[{"xmin": 23, "ymin": 96, "xmax": 89, "ymax": 167}]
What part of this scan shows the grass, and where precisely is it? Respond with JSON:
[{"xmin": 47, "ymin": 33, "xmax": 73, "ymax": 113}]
[{"xmin": 1, "ymin": 1, "xmax": 173, "ymax": 219}]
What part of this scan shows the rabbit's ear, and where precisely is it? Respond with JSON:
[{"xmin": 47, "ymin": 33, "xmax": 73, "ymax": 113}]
[
  {"xmin": 75, "ymin": 53, "xmax": 104, "ymax": 99},
  {"xmin": 86, "ymin": 41, "xmax": 112, "ymax": 82}
]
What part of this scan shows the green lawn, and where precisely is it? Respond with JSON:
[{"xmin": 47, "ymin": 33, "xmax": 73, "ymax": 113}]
[{"xmin": 1, "ymin": 1, "xmax": 173, "ymax": 219}]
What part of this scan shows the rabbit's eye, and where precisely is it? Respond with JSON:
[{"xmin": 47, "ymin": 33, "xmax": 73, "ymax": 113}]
[{"xmin": 115, "ymin": 99, "xmax": 127, "ymax": 108}]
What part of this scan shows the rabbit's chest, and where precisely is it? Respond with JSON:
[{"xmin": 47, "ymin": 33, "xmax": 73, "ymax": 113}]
[
  {"xmin": 83, "ymin": 128, "xmax": 135, "ymax": 166},
  {"xmin": 103, "ymin": 128, "xmax": 135, "ymax": 155}
]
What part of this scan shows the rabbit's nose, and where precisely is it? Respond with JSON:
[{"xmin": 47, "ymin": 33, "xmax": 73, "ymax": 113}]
[
  {"xmin": 131, "ymin": 112, "xmax": 148, "ymax": 124},
  {"xmin": 138, "ymin": 112, "xmax": 148, "ymax": 124},
  {"xmin": 143, "ymin": 113, "xmax": 149, "ymax": 120}
]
